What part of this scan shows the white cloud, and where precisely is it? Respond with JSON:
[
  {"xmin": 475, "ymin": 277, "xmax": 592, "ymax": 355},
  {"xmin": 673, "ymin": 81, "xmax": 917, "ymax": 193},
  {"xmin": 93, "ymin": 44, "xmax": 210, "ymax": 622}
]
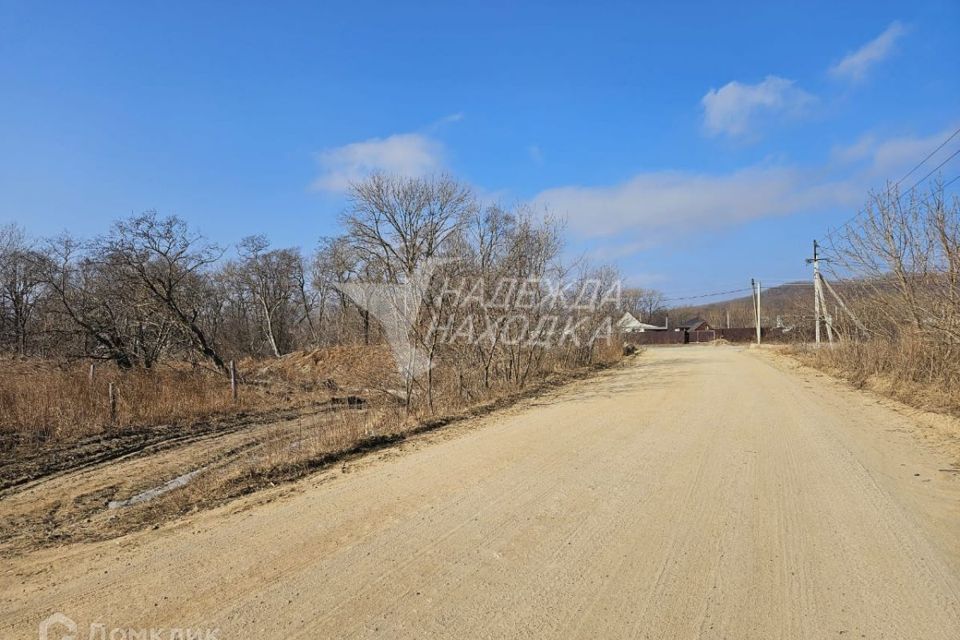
[
  {"xmin": 830, "ymin": 134, "xmax": 877, "ymax": 164},
  {"xmin": 830, "ymin": 126, "xmax": 959, "ymax": 180},
  {"xmin": 312, "ymin": 133, "xmax": 444, "ymax": 192},
  {"xmin": 622, "ymin": 272, "xmax": 668, "ymax": 288},
  {"xmin": 701, "ymin": 75, "xmax": 815, "ymax": 139},
  {"xmin": 829, "ymin": 21, "xmax": 906, "ymax": 82},
  {"xmin": 535, "ymin": 166, "xmax": 858, "ymax": 239},
  {"xmin": 584, "ymin": 238, "xmax": 661, "ymax": 262},
  {"xmin": 534, "ymin": 126, "xmax": 953, "ymax": 245},
  {"xmin": 438, "ymin": 112, "xmax": 464, "ymax": 125},
  {"xmin": 425, "ymin": 112, "xmax": 465, "ymax": 132}
]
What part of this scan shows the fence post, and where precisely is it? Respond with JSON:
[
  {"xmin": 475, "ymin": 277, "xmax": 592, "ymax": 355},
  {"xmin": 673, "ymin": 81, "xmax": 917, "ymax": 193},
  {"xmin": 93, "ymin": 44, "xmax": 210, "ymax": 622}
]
[
  {"xmin": 88, "ymin": 363, "xmax": 95, "ymax": 384},
  {"xmin": 108, "ymin": 382, "xmax": 117, "ymax": 425},
  {"xmin": 229, "ymin": 360, "xmax": 238, "ymax": 402}
]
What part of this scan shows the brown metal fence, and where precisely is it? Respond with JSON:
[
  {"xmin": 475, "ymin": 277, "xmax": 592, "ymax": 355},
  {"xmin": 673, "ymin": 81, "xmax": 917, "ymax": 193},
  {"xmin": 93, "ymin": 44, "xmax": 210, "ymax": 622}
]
[
  {"xmin": 622, "ymin": 331, "xmax": 686, "ymax": 345},
  {"xmin": 623, "ymin": 327, "xmax": 789, "ymax": 346}
]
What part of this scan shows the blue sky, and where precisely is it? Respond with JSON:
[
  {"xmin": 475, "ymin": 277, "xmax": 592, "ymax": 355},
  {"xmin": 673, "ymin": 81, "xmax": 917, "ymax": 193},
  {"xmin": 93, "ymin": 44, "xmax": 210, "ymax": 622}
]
[{"xmin": 1, "ymin": 0, "xmax": 958, "ymax": 298}]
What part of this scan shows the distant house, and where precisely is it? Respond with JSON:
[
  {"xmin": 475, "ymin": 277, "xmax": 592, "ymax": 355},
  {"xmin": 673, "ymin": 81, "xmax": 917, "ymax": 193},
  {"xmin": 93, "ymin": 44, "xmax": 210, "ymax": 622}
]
[
  {"xmin": 617, "ymin": 312, "xmax": 668, "ymax": 333},
  {"xmin": 617, "ymin": 312, "xmax": 641, "ymax": 332},
  {"xmin": 677, "ymin": 317, "xmax": 712, "ymax": 332}
]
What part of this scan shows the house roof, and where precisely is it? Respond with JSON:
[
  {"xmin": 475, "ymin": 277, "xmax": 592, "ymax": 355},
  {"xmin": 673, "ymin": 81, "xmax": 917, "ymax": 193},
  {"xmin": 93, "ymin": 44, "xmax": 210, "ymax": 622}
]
[
  {"xmin": 618, "ymin": 312, "xmax": 667, "ymax": 331},
  {"xmin": 678, "ymin": 317, "xmax": 710, "ymax": 329},
  {"xmin": 617, "ymin": 312, "xmax": 642, "ymax": 329}
]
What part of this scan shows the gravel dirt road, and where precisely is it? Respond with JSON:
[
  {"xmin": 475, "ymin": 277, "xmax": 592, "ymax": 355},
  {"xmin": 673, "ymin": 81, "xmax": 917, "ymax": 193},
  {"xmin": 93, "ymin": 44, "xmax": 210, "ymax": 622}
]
[{"xmin": 3, "ymin": 346, "xmax": 959, "ymax": 639}]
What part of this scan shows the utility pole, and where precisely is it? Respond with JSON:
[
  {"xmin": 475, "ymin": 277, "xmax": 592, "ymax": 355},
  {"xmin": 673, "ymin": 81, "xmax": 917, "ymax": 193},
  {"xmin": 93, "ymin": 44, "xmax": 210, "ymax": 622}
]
[
  {"xmin": 806, "ymin": 240, "xmax": 836, "ymax": 347},
  {"xmin": 756, "ymin": 280, "xmax": 761, "ymax": 345},
  {"xmin": 808, "ymin": 240, "xmax": 822, "ymax": 347},
  {"xmin": 751, "ymin": 278, "xmax": 762, "ymax": 345}
]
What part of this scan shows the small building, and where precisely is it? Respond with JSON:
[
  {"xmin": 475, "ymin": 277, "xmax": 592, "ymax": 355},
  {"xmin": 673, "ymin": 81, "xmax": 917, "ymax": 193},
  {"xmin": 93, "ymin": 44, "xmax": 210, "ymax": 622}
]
[
  {"xmin": 617, "ymin": 312, "xmax": 668, "ymax": 333},
  {"xmin": 677, "ymin": 318, "xmax": 713, "ymax": 331},
  {"xmin": 677, "ymin": 318, "xmax": 712, "ymax": 332}
]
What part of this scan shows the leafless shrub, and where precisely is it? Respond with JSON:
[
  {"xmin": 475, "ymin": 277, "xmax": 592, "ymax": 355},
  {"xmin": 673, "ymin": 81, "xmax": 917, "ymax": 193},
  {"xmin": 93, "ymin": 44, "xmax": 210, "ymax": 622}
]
[
  {"xmin": 1, "ymin": 173, "xmax": 634, "ymax": 454},
  {"xmin": 798, "ymin": 181, "xmax": 960, "ymax": 414}
]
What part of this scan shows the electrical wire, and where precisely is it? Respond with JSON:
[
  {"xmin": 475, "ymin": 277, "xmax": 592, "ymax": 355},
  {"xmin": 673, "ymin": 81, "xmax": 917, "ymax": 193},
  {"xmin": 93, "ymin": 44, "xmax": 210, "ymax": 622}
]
[
  {"xmin": 826, "ymin": 126, "xmax": 960, "ymax": 234},
  {"xmin": 661, "ymin": 287, "xmax": 753, "ymax": 302},
  {"xmin": 824, "ymin": 169, "xmax": 960, "ymax": 249},
  {"xmin": 903, "ymin": 146, "xmax": 960, "ymax": 195},
  {"xmin": 893, "ymin": 126, "xmax": 960, "ymax": 190}
]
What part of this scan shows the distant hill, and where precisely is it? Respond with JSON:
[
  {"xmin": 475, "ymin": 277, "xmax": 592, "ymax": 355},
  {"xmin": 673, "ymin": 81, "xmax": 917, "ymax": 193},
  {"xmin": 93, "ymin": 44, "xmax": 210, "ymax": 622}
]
[
  {"xmin": 659, "ymin": 278, "xmax": 880, "ymax": 342},
  {"xmin": 664, "ymin": 281, "xmax": 815, "ymax": 331}
]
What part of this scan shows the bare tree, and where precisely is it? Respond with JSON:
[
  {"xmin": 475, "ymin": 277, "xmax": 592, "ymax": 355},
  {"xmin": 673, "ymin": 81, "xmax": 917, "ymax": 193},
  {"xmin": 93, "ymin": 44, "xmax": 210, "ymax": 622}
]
[
  {"xmin": 234, "ymin": 235, "xmax": 303, "ymax": 357},
  {"xmin": 100, "ymin": 212, "xmax": 228, "ymax": 373},
  {"xmin": 314, "ymin": 236, "xmax": 365, "ymax": 344},
  {"xmin": 820, "ymin": 181, "xmax": 960, "ymax": 395},
  {"xmin": 621, "ymin": 287, "xmax": 665, "ymax": 323},
  {"xmin": 342, "ymin": 173, "xmax": 473, "ymax": 279},
  {"xmin": 42, "ymin": 234, "xmax": 167, "ymax": 368},
  {"xmin": 4, "ymin": 176, "xmax": 628, "ymax": 416},
  {"xmin": 0, "ymin": 225, "xmax": 49, "ymax": 355},
  {"xmin": 340, "ymin": 174, "xmax": 475, "ymax": 408}
]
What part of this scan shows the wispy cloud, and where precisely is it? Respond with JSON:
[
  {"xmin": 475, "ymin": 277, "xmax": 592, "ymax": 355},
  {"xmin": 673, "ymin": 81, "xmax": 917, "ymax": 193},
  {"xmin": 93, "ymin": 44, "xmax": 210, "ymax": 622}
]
[
  {"xmin": 534, "ymin": 127, "xmax": 950, "ymax": 243},
  {"xmin": 701, "ymin": 75, "xmax": 815, "ymax": 139},
  {"xmin": 535, "ymin": 166, "xmax": 857, "ymax": 238},
  {"xmin": 425, "ymin": 112, "xmax": 465, "ymax": 132},
  {"xmin": 622, "ymin": 272, "xmax": 668, "ymax": 288},
  {"xmin": 830, "ymin": 125, "xmax": 960, "ymax": 182},
  {"xmin": 829, "ymin": 21, "xmax": 906, "ymax": 82},
  {"xmin": 311, "ymin": 132, "xmax": 445, "ymax": 192}
]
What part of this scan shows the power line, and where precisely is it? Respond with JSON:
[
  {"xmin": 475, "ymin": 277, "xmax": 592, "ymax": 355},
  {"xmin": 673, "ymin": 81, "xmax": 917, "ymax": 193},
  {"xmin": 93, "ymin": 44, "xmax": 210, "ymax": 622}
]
[
  {"xmin": 826, "ymin": 169, "xmax": 960, "ymax": 246},
  {"xmin": 757, "ymin": 281, "xmax": 814, "ymax": 286},
  {"xmin": 658, "ymin": 273, "xmax": 883, "ymax": 305},
  {"xmin": 894, "ymin": 126, "xmax": 960, "ymax": 190},
  {"xmin": 826, "ymin": 126, "xmax": 960, "ymax": 234},
  {"xmin": 903, "ymin": 147, "xmax": 960, "ymax": 195},
  {"xmin": 661, "ymin": 287, "xmax": 752, "ymax": 302}
]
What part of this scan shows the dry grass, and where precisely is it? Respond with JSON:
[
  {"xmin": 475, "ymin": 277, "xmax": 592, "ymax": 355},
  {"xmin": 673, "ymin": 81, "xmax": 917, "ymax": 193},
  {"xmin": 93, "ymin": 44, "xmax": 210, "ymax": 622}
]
[
  {"xmin": 0, "ymin": 341, "xmax": 621, "ymax": 455},
  {"xmin": 125, "ymin": 355, "xmax": 625, "ymax": 529},
  {"xmin": 0, "ymin": 347, "xmax": 629, "ymax": 554},
  {"xmin": 789, "ymin": 334, "xmax": 960, "ymax": 417},
  {"xmin": 0, "ymin": 345, "xmax": 399, "ymax": 452},
  {"xmin": 0, "ymin": 362, "xmax": 245, "ymax": 447}
]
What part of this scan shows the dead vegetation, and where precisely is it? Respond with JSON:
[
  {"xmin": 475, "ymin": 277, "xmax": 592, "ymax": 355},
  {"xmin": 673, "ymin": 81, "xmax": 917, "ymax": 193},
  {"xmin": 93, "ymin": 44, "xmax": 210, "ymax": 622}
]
[
  {"xmin": 0, "ymin": 345, "xmax": 395, "ymax": 452},
  {"xmin": 790, "ymin": 337, "xmax": 960, "ymax": 416},
  {"xmin": 0, "ymin": 172, "xmax": 630, "ymax": 550},
  {"xmin": 790, "ymin": 182, "xmax": 960, "ymax": 417},
  {"xmin": 0, "ymin": 344, "xmax": 627, "ymax": 554}
]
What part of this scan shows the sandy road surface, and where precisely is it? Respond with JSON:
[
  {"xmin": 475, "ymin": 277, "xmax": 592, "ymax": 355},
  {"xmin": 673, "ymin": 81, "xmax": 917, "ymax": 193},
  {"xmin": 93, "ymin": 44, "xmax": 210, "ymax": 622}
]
[{"xmin": 3, "ymin": 346, "xmax": 959, "ymax": 639}]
